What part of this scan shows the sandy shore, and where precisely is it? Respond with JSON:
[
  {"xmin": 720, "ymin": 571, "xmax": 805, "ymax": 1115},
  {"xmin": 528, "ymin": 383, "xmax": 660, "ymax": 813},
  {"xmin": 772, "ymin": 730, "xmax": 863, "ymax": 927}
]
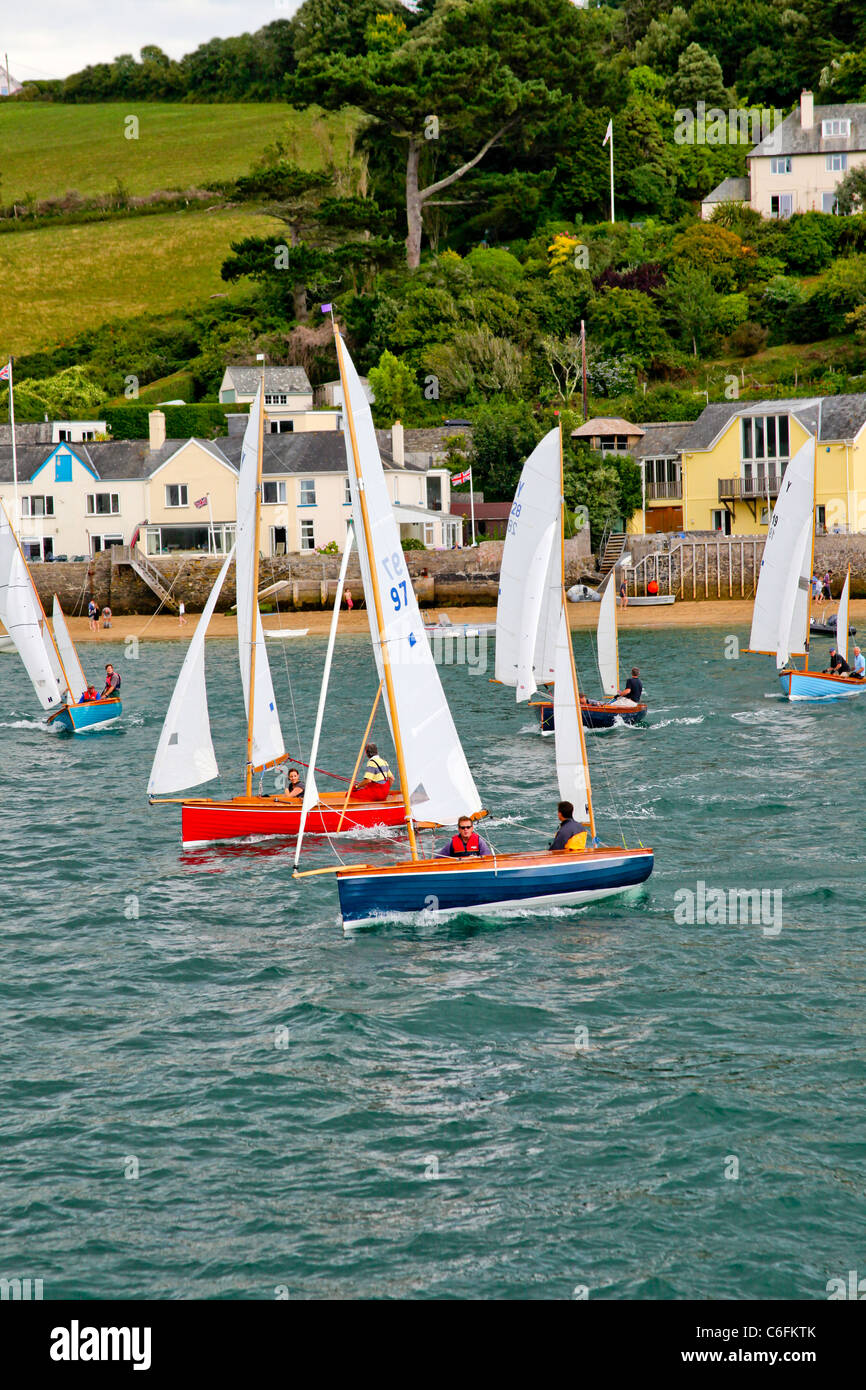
[{"xmin": 35, "ymin": 599, "xmax": 865, "ymax": 642}]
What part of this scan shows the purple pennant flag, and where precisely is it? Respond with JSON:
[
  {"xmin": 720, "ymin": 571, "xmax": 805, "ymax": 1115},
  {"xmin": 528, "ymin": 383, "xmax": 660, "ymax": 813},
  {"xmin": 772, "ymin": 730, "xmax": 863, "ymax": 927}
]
[{"xmin": 321, "ymin": 303, "xmax": 332, "ymax": 313}]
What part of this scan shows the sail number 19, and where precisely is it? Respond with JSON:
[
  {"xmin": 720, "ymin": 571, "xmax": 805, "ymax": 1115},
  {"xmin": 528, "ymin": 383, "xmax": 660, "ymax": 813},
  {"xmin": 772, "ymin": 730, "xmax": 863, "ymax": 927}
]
[{"xmin": 382, "ymin": 552, "xmax": 409, "ymax": 612}]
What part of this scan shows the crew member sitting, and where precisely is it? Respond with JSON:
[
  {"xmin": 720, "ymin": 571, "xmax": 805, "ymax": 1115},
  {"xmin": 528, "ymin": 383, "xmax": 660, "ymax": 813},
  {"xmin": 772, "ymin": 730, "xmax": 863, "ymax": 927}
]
[
  {"xmin": 824, "ymin": 648, "xmax": 851, "ymax": 675},
  {"xmin": 614, "ymin": 667, "xmax": 643, "ymax": 705},
  {"xmin": 285, "ymin": 767, "xmax": 304, "ymax": 798},
  {"xmin": 100, "ymin": 663, "xmax": 122, "ymax": 697},
  {"xmin": 549, "ymin": 800, "xmax": 591, "ymax": 852},
  {"xmin": 78, "ymin": 685, "xmax": 99, "ymax": 704},
  {"xmin": 352, "ymin": 743, "xmax": 393, "ymax": 801},
  {"xmin": 436, "ymin": 817, "xmax": 493, "ymax": 858},
  {"xmin": 853, "ymin": 646, "xmax": 866, "ymax": 678}
]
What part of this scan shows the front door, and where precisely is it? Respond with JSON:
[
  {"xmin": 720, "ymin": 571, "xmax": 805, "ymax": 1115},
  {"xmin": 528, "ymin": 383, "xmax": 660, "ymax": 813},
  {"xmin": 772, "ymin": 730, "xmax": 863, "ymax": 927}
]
[{"xmin": 646, "ymin": 505, "xmax": 683, "ymax": 533}]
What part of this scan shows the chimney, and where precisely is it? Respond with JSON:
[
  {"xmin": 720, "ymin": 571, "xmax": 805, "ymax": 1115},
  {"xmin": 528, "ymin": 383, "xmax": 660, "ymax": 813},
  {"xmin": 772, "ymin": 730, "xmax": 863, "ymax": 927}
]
[
  {"xmin": 800, "ymin": 90, "xmax": 813, "ymax": 131},
  {"xmin": 149, "ymin": 409, "xmax": 166, "ymax": 451},
  {"xmin": 391, "ymin": 419, "xmax": 405, "ymax": 467}
]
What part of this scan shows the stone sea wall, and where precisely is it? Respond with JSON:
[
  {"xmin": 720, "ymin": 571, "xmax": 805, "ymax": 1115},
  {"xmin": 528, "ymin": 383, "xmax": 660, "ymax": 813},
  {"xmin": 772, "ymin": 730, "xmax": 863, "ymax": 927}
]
[{"xmin": 621, "ymin": 532, "xmax": 866, "ymax": 600}]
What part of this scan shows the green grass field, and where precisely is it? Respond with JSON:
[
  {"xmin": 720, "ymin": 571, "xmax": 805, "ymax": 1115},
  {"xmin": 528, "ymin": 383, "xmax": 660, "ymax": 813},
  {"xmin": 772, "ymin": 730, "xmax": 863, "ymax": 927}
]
[
  {"xmin": 0, "ymin": 102, "xmax": 357, "ymax": 202},
  {"xmin": 0, "ymin": 206, "xmax": 286, "ymax": 355}
]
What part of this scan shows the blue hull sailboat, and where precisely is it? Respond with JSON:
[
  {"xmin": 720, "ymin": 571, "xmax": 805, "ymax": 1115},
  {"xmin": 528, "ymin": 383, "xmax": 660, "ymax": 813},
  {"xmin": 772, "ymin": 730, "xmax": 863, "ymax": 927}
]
[
  {"xmin": 294, "ymin": 329, "xmax": 653, "ymax": 929},
  {"xmin": 0, "ymin": 504, "xmax": 121, "ymax": 733}
]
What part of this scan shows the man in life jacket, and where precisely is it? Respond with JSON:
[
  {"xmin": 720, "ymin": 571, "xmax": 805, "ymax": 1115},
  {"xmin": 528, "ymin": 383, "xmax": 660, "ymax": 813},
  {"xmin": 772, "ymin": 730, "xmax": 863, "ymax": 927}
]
[
  {"xmin": 100, "ymin": 663, "xmax": 122, "ymax": 699},
  {"xmin": 549, "ymin": 800, "xmax": 591, "ymax": 852},
  {"xmin": 436, "ymin": 817, "xmax": 494, "ymax": 858},
  {"xmin": 78, "ymin": 685, "xmax": 100, "ymax": 704},
  {"xmin": 352, "ymin": 743, "xmax": 393, "ymax": 801}
]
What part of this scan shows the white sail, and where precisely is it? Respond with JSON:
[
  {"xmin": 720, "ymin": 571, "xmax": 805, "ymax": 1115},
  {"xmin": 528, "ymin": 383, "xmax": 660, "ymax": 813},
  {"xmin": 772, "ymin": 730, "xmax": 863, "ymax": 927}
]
[
  {"xmin": 0, "ymin": 546, "xmax": 63, "ymax": 709},
  {"xmin": 749, "ymin": 437, "xmax": 815, "ymax": 659},
  {"xmin": 52, "ymin": 596, "xmax": 88, "ymax": 701},
  {"xmin": 494, "ymin": 428, "xmax": 562, "ymax": 699},
  {"xmin": 597, "ymin": 573, "xmax": 619, "ymax": 696},
  {"xmin": 148, "ymin": 547, "xmax": 235, "ymax": 796},
  {"xmin": 552, "ymin": 605, "xmax": 591, "ymax": 823},
  {"xmin": 235, "ymin": 384, "xmax": 286, "ymax": 771},
  {"xmin": 836, "ymin": 569, "xmax": 850, "ymax": 666},
  {"xmin": 338, "ymin": 332, "xmax": 481, "ymax": 824}
]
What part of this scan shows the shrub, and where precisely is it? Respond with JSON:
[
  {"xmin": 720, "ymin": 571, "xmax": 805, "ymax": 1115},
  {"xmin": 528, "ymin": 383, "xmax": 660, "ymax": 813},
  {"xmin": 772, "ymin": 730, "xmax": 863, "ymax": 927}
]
[
  {"xmin": 401, "ymin": 537, "xmax": 426, "ymax": 551},
  {"xmin": 727, "ymin": 321, "xmax": 769, "ymax": 356}
]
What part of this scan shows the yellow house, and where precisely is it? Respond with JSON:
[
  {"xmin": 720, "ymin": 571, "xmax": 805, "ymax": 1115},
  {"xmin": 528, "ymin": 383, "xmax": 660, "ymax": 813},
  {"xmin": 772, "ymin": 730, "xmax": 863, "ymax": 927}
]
[{"xmin": 628, "ymin": 394, "xmax": 866, "ymax": 537}]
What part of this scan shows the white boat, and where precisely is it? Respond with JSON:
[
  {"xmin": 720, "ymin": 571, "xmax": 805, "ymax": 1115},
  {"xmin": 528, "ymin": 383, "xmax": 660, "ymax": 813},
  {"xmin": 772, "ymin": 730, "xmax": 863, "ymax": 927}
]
[
  {"xmin": 748, "ymin": 435, "xmax": 865, "ymax": 701},
  {"xmin": 566, "ymin": 583, "xmax": 674, "ymax": 606},
  {"xmin": 296, "ymin": 358, "xmax": 653, "ymax": 929},
  {"xmin": 264, "ymin": 628, "xmax": 309, "ymax": 639}
]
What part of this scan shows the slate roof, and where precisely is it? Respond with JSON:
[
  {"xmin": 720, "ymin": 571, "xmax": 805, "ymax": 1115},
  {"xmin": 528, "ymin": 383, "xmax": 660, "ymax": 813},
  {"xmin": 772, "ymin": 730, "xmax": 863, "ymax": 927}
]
[
  {"xmin": 631, "ymin": 421, "xmax": 694, "ymax": 460},
  {"xmin": 703, "ymin": 176, "xmax": 750, "ymax": 204},
  {"xmin": 223, "ymin": 366, "xmax": 312, "ymax": 395},
  {"xmin": 749, "ymin": 103, "xmax": 866, "ymax": 158},
  {"xmin": 681, "ymin": 394, "xmax": 866, "ymax": 452}
]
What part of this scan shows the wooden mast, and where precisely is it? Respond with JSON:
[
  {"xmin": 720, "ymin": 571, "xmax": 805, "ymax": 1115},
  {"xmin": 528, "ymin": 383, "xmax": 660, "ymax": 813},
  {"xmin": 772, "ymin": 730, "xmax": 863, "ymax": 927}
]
[
  {"xmin": 804, "ymin": 433, "xmax": 818, "ymax": 672},
  {"xmin": 558, "ymin": 425, "xmax": 596, "ymax": 838},
  {"xmin": 0, "ymin": 498, "xmax": 75, "ymax": 700},
  {"xmin": 244, "ymin": 358, "xmax": 266, "ymax": 796},
  {"xmin": 334, "ymin": 325, "xmax": 419, "ymax": 861}
]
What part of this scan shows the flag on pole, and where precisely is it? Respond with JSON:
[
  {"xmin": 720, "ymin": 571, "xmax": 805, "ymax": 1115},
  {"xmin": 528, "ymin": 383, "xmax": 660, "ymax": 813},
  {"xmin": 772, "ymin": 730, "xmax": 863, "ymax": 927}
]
[
  {"xmin": 602, "ymin": 120, "xmax": 612, "ymax": 146},
  {"xmin": 320, "ymin": 303, "xmax": 332, "ymax": 313},
  {"xmin": 194, "ymin": 495, "xmax": 209, "ymax": 508},
  {"xmin": 451, "ymin": 467, "xmax": 472, "ymax": 486},
  {"xmin": 0, "ymin": 363, "xmax": 10, "ymax": 381}
]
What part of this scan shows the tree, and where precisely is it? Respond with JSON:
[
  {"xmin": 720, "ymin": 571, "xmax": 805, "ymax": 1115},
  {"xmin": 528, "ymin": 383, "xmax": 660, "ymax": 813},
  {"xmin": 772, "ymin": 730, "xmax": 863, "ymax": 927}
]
[
  {"xmin": 668, "ymin": 223, "xmax": 757, "ymax": 290},
  {"xmin": 469, "ymin": 400, "xmax": 542, "ymax": 500},
  {"xmin": 835, "ymin": 166, "xmax": 866, "ymax": 216},
  {"xmin": 368, "ymin": 350, "xmax": 423, "ymax": 425},
  {"xmin": 541, "ymin": 335, "xmax": 583, "ymax": 402},
  {"xmin": 661, "ymin": 266, "xmax": 721, "ymax": 356},
  {"xmin": 590, "ymin": 287, "xmax": 670, "ymax": 362},
  {"xmin": 668, "ymin": 42, "xmax": 729, "ymax": 109}
]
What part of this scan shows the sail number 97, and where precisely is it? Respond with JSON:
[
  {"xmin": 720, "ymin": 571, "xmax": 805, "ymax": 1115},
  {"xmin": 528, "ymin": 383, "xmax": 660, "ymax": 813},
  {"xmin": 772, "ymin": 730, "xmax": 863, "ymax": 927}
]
[{"xmin": 382, "ymin": 551, "xmax": 408, "ymax": 612}]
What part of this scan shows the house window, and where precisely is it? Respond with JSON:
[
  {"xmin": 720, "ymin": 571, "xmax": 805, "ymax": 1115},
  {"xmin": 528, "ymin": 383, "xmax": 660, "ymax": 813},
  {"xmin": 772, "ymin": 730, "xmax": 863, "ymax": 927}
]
[
  {"xmin": 55, "ymin": 452, "xmax": 73, "ymax": 481},
  {"xmin": 57, "ymin": 429, "xmax": 70, "ymax": 442},
  {"xmin": 822, "ymin": 119, "xmax": 850, "ymax": 137},
  {"xmin": 770, "ymin": 194, "xmax": 793, "ymax": 218},
  {"xmin": 300, "ymin": 519, "xmax": 315, "ymax": 551},
  {"xmin": 262, "ymin": 480, "xmax": 286, "ymax": 504},
  {"xmin": 742, "ymin": 415, "xmax": 789, "ymax": 463},
  {"xmin": 423, "ymin": 522, "xmax": 435, "ymax": 546},
  {"xmin": 343, "ymin": 478, "xmax": 352, "ymax": 505},
  {"xmin": 86, "ymin": 493, "xmax": 119, "ymax": 515},
  {"xmin": 264, "ymin": 393, "xmax": 288, "ymax": 406},
  {"xmin": 299, "ymin": 480, "xmax": 316, "ymax": 506},
  {"xmin": 770, "ymin": 157, "xmax": 792, "ymax": 174},
  {"xmin": 21, "ymin": 495, "xmax": 54, "ymax": 517},
  {"xmin": 825, "ymin": 153, "xmax": 847, "ymax": 172},
  {"xmin": 165, "ymin": 484, "xmax": 188, "ymax": 508},
  {"xmin": 711, "ymin": 509, "xmax": 732, "ymax": 535},
  {"xmin": 823, "ymin": 193, "xmax": 839, "ymax": 214},
  {"xmin": 815, "ymin": 505, "xmax": 826, "ymax": 534}
]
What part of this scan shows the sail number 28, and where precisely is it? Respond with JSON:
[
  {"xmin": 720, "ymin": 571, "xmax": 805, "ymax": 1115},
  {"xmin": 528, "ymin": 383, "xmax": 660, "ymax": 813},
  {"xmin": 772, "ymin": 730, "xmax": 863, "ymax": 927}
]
[{"xmin": 382, "ymin": 551, "xmax": 409, "ymax": 612}]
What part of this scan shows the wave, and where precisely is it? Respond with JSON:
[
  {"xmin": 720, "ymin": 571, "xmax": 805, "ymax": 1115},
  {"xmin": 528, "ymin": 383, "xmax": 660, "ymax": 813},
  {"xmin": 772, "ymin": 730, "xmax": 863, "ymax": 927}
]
[{"xmin": 649, "ymin": 715, "xmax": 705, "ymax": 729}]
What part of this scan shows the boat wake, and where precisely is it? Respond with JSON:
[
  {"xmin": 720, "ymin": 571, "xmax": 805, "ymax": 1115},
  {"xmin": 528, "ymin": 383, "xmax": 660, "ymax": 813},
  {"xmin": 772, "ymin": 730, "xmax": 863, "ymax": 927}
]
[
  {"xmin": 0, "ymin": 717, "xmax": 57, "ymax": 732},
  {"xmin": 649, "ymin": 715, "xmax": 705, "ymax": 728}
]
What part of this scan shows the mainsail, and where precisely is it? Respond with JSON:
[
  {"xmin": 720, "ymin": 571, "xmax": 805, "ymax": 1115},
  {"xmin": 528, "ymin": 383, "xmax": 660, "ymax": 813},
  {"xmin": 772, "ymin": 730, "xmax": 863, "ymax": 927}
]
[
  {"xmin": 494, "ymin": 428, "xmax": 561, "ymax": 700},
  {"xmin": 148, "ymin": 547, "xmax": 235, "ymax": 795},
  {"xmin": 836, "ymin": 568, "xmax": 851, "ymax": 666},
  {"xmin": 597, "ymin": 573, "xmax": 619, "ymax": 696},
  {"xmin": 52, "ymin": 596, "xmax": 88, "ymax": 701},
  {"xmin": 235, "ymin": 384, "xmax": 286, "ymax": 771},
  {"xmin": 0, "ymin": 546, "xmax": 63, "ymax": 708},
  {"xmin": 553, "ymin": 606, "xmax": 592, "ymax": 823},
  {"xmin": 749, "ymin": 437, "xmax": 815, "ymax": 664},
  {"xmin": 338, "ymin": 331, "xmax": 481, "ymax": 825}
]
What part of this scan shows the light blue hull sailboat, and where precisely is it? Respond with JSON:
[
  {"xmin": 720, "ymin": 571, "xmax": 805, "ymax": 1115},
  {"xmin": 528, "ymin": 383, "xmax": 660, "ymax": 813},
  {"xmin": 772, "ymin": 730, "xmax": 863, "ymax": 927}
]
[{"xmin": 779, "ymin": 670, "xmax": 866, "ymax": 701}]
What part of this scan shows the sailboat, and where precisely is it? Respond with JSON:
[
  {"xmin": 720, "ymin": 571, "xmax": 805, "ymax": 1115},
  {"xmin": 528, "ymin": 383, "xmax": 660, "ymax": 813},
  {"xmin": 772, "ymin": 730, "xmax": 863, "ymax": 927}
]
[
  {"xmin": 0, "ymin": 502, "xmax": 122, "ymax": 731},
  {"xmin": 147, "ymin": 369, "xmax": 407, "ymax": 845},
  {"xmin": 293, "ymin": 328, "xmax": 653, "ymax": 927},
  {"xmin": 749, "ymin": 435, "xmax": 866, "ymax": 700},
  {"xmin": 494, "ymin": 448, "xmax": 646, "ymax": 732}
]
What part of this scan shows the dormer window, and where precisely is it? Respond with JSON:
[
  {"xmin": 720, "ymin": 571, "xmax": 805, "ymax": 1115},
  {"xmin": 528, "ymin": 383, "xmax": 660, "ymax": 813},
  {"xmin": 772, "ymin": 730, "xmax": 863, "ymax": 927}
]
[{"xmin": 822, "ymin": 119, "xmax": 850, "ymax": 137}]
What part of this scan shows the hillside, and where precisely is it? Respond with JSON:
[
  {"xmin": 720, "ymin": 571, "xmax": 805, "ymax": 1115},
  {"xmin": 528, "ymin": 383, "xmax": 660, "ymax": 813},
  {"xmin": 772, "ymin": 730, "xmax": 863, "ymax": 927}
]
[{"xmin": 0, "ymin": 102, "xmax": 356, "ymax": 203}]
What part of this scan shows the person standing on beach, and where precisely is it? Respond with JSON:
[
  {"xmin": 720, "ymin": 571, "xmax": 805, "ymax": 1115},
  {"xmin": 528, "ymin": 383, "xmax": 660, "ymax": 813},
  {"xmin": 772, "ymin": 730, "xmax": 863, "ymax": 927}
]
[
  {"xmin": 88, "ymin": 598, "xmax": 98, "ymax": 632},
  {"xmin": 618, "ymin": 575, "xmax": 628, "ymax": 609},
  {"xmin": 822, "ymin": 571, "xmax": 832, "ymax": 601},
  {"xmin": 344, "ymin": 587, "xmax": 353, "ymax": 611},
  {"xmin": 178, "ymin": 600, "xmax": 187, "ymax": 627}
]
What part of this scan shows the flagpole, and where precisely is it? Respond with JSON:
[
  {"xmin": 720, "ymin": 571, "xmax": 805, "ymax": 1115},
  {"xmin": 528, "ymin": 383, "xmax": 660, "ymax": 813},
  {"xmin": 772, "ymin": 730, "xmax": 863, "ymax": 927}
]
[
  {"xmin": 609, "ymin": 126, "xmax": 615, "ymax": 224},
  {"xmin": 580, "ymin": 319, "xmax": 588, "ymax": 424},
  {"xmin": 469, "ymin": 467, "xmax": 476, "ymax": 546},
  {"xmin": 206, "ymin": 493, "xmax": 216, "ymax": 554}
]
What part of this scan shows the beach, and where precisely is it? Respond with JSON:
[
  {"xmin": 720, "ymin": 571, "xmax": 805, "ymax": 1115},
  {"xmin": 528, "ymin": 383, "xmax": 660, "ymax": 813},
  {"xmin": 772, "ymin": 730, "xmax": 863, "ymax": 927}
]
[{"xmin": 52, "ymin": 598, "xmax": 866, "ymax": 641}]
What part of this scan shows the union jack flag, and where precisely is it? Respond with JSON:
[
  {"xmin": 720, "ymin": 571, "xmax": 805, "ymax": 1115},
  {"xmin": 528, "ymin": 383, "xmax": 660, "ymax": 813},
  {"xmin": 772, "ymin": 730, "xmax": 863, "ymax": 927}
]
[
  {"xmin": 451, "ymin": 467, "xmax": 472, "ymax": 486},
  {"xmin": 0, "ymin": 362, "xmax": 10, "ymax": 381},
  {"xmin": 194, "ymin": 495, "xmax": 208, "ymax": 508}
]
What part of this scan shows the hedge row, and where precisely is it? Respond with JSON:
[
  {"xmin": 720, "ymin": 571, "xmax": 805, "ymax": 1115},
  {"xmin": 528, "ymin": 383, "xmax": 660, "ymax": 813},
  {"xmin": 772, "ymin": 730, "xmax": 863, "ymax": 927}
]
[{"xmin": 103, "ymin": 402, "xmax": 245, "ymax": 439}]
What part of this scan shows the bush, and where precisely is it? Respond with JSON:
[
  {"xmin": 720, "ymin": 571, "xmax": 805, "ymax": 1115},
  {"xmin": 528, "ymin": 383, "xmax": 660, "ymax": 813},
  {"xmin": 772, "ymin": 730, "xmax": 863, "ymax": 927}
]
[
  {"xmin": 727, "ymin": 321, "xmax": 769, "ymax": 356},
  {"xmin": 401, "ymin": 537, "xmax": 426, "ymax": 551},
  {"xmin": 103, "ymin": 403, "xmax": 235, "ymax": 439},
  {"xmin": 781, "ymin": 213, "xmax": 839, "ymax": 274}
]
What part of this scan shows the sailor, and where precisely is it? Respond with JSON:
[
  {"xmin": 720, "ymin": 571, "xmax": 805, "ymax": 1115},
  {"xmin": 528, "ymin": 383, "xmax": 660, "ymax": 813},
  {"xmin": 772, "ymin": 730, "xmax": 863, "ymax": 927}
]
[
  {"xmin": 853, "ymin": 646, "xmax": 866, "ymax": 678},
  {"xmin": 614, "ymin": 667, "xmax": 643, "ymax": 706},
  {"xmin": 100, "ymin": 663, "xmax": 122, "ymax": 697},
  {"xmin": 436, "ymin": 817, "xmax": 493, "ymax": 858},
  {"xmin": 549, "ymin": 801, "xmax": 591, "ymax": 852},
  {"xmin": 352, "ymin": 743, "xmax": 393, "ymax": 801},
  {"xmin": 285, "ymin": 767, "xmax": 304, "ymax": 798},
  {"xmin": 824, "ymin": 648, "xmax": 851, "ymax": 675}
]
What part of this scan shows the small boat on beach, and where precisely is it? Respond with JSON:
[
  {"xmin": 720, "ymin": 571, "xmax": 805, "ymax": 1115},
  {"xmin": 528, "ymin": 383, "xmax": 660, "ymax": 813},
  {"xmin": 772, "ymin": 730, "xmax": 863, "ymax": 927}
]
[
  {"xmin": 0, "ymin": 504, "xmax": 121, "ymax": 733},
  {"xmin": 264, "ymin": 627, "xmax": 309, "ymax": 639}
]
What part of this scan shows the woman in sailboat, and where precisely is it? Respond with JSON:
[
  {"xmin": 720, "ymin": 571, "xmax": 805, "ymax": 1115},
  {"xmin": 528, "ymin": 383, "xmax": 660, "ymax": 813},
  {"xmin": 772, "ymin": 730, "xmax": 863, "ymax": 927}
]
[{"xmin": 285, "ymin": 767, "xmax": 304, "ymax": 798}]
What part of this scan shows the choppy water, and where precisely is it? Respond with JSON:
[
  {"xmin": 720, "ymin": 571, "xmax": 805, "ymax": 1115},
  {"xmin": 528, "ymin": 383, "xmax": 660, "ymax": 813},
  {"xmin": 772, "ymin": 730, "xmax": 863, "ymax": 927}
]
[{"xmin": 1, "ymin": 623, "xmax": 863, "ymax": 1300}]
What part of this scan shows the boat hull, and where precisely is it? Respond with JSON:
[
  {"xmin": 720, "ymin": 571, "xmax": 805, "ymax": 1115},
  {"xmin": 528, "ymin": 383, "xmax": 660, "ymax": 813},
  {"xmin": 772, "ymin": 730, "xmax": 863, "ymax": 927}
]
[
  {"xmin": 535, "ymin": 700, "xmax": 647, "ymax": 732},
  {"xmin": 50, "ymin": 698, "xmax": 122, "ymax": 733},
  {"xmin": 779, "ymin": 669, "xmax": 866, "ymax": 701},
  {"xmin": 179, "ymin": 791, "xmax": 408, "ymax": 847},
  {"xmin": 337, "ymin": 847, "xmax": 654, "ymax": 926}
]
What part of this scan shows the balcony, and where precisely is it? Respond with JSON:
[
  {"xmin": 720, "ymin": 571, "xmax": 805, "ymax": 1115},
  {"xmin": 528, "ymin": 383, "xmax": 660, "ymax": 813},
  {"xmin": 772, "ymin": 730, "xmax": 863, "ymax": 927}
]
[
  {"xmin": 646, "ymin": 479, "xmax": 683, "ymax": 501},
  {"xmin": 718, "ymin": 472, "xmax": 784, "ymax": 502}
]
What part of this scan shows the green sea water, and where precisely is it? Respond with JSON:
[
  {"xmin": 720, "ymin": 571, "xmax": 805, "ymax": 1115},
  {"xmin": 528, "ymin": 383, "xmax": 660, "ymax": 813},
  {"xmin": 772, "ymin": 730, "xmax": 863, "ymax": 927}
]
[{"xmin": 1, "ymin": 623, "xmax": 863, "ymax": 1300}]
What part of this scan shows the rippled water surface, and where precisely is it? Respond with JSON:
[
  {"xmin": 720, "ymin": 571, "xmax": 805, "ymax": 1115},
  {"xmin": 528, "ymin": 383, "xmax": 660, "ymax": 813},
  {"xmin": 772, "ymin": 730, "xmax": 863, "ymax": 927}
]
[{"xmin": 1, "ymin": 623, "xmax": 863, "ymax": 1299}]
